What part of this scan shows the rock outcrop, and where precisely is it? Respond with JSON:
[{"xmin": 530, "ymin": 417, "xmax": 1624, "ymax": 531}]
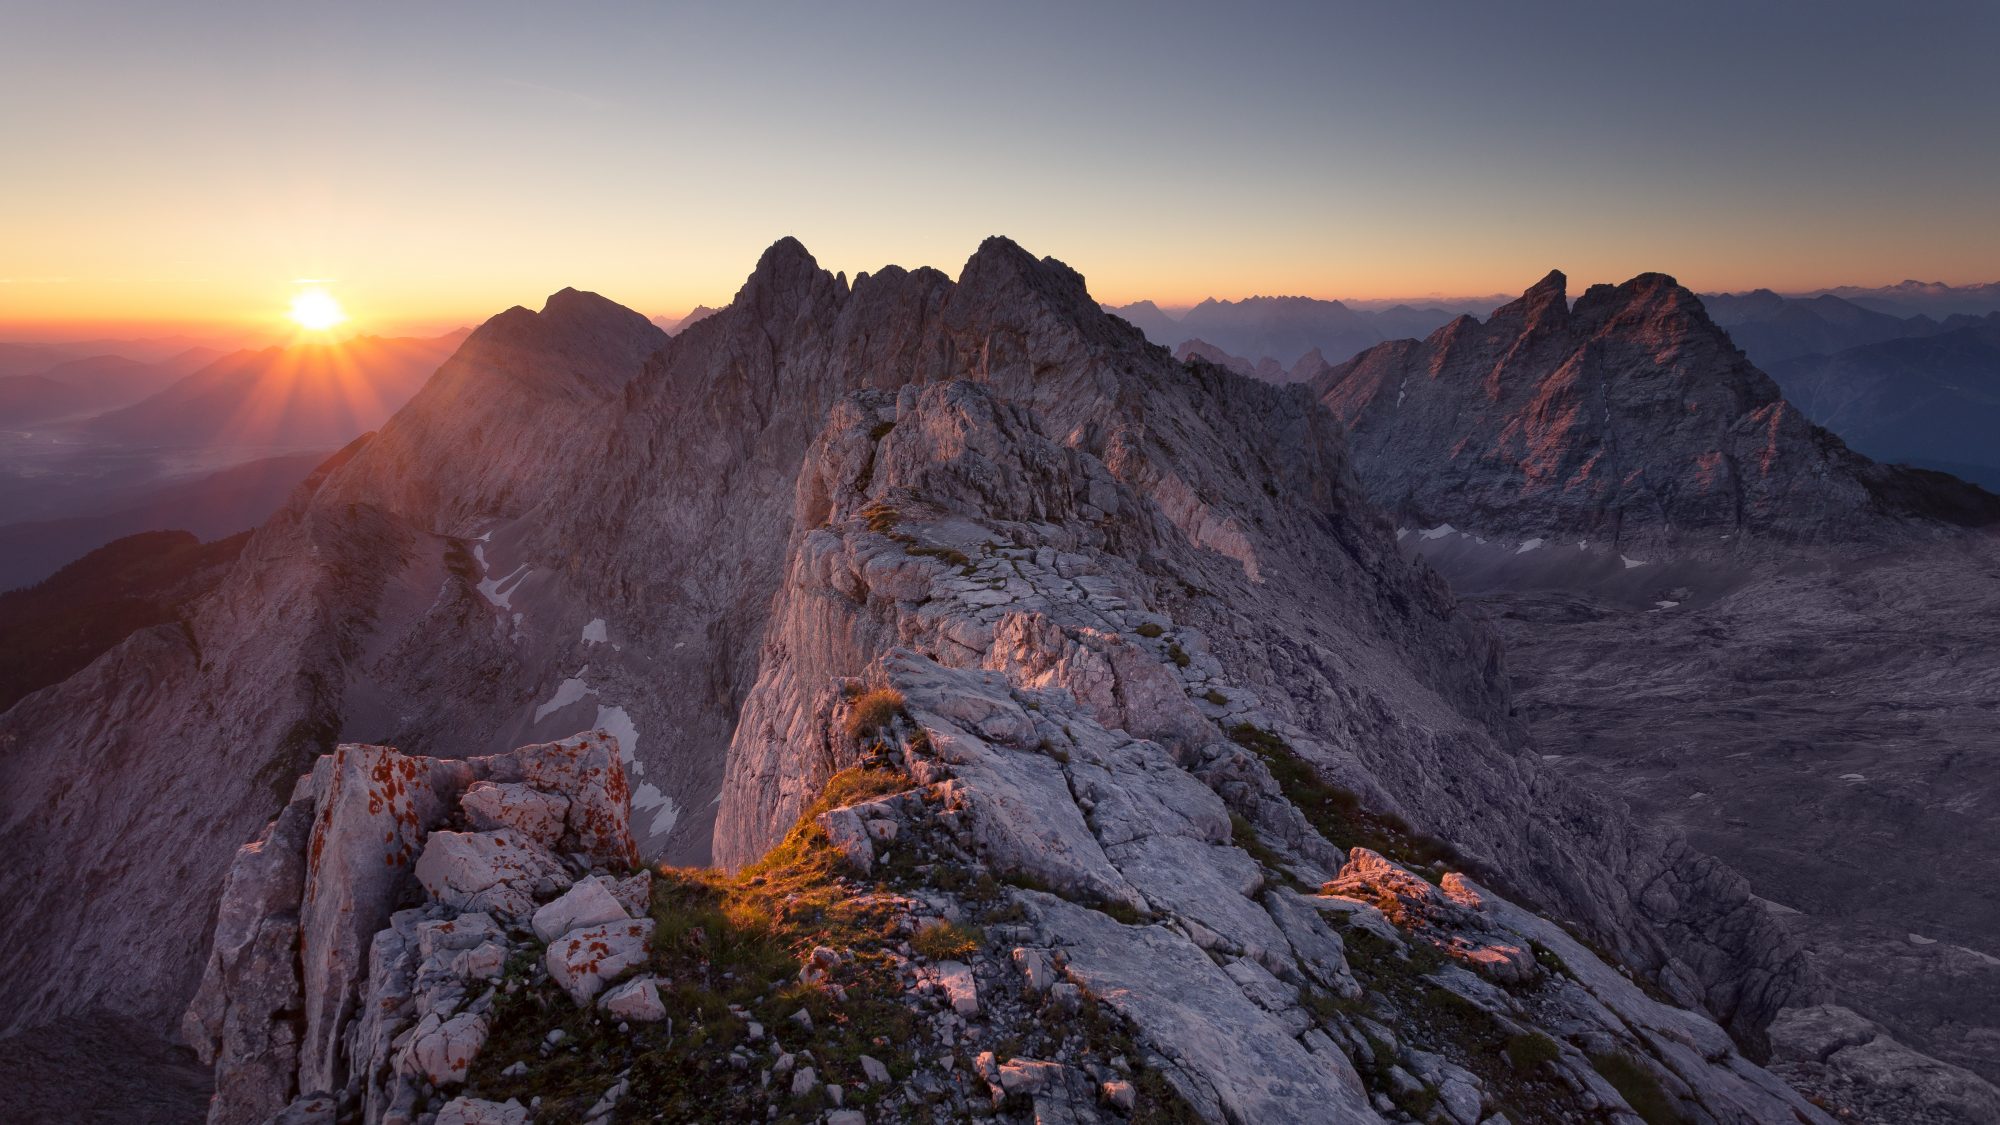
[{"xmin": 183, "ymin": 731, "xmax": 645, "ymax": 1125}]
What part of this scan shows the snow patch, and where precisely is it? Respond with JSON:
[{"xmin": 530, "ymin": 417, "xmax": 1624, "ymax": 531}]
[
  {"xmin": 478, "ymin": 563, "xmax": 531, "ymax": 610},
  {"xmin": 1516, "ymin": 538, "xmax": 1545, "ymax": 554},
  {"xmin": 594, "ymin": 704, "xmax": 640, "ymax": 766},
  {"xmin": 534, "ymin": 677, "xmax": 597, "ymax": 722},
  {"xmin": 1418, "ymin": 523, "xmax": 1457, "ymax": 541},
  {"xmin": 1395, "ymin": 527, "xmax": 1410, "ymax": 542},
  {"xmin": 1908, "ymin": 933, "xmax": 1938, "ymax": 946},
  {"xmin": 632, "ymin": 783, "xmax": 681, "ymax": 837},
  {"xmin": 1839, "ymin": 773, "xmax": 1867, "ymax": 782},
  {"xmin": 1653, "ymin": 600, "xmax": 1680, "ymax": 610},
  {"xmin": 580, "ymin": 618, "xmax": 608, "ymax": 645},
  {"xmin": 1621, "ymin": 555, "xmax": 1647, "ymax": 569}
]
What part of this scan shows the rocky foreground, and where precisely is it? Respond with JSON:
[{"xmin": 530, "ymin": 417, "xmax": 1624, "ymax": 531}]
[{"xmin": 195, "ymin": 700, "xmax": 1826, "ymax": 1125}]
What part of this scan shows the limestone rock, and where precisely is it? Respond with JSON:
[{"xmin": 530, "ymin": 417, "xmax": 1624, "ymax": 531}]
[
  {"xmin": 545, "ymin": 919, "xmax": 656, "ymax": 1005},
  {"xmin": 435, "ymin": 1096, "xmax": 532, "ymax": 1125},
  {"xmin": 179, "ymin": 785, "xmax": 316, "ymax": 1125},
  {"xmin": 415, "ymin": 829, "xmax": 569, "ymax": 918},
  {"xmin": 1770, "ymin": 1004, "xmax": 2000, "ymax": 1122},
  {"xmin": 532, "ymin": 877, "xmax": 630, "ymax": 943},
  {"xmin": 400, "ymin": 1009, "xmax": 489, "ymax": 1086},
  {"xmin": 600, "ymin": 870, "xmax": 653, "ymax": 918},
  {"xmin": 296, "ymin": 744, "xmax": 473, "ymax": 1095},
  {"xmin": 598, "ymin": 976, "xmax": 667, "ymax": 1023},
  {"xmin": 460, "ymin": 780, "xmax": 568, "ymax": 848}
]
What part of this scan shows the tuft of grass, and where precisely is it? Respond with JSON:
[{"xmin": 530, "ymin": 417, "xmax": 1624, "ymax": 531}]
[
  {"xmin": 1203, "ymin": 689, "xmax": 1227, "ymax": 706},
  {"xmin": 469, "ymin": 762, "xmax": 921, "ymax": 1121},
  {"xmin": 911, "ymin": 919, "xmax": 983, "ymax": 961},
  {"xmin": 1096, "ymin": 899, "xmax": 1148, "ymax": 926},
  {"xmin": 1505, "ymin": 1032, "xmax": 1561, "ymax": 1072},
  {"xmin": 1166, "ymin": 643, "xmax": 1191, "ymax": 668},
  {"xmin": 1228, "ymin": 723, "xmax": 1455, "ymax": 870},
  {"xmin": 1229, "ymin": 812, "xmax": 1285, "ymax": 873},
  {"xmin": 860, "ymin": 501, "xmax": 900, "ymax": 534},
  {"xmin": 1134, "ymin": 622, "xmax": 1165, "ymax": 639},
  {"xmin": 844, "ymin": 688, "xmax": 906, "ymax": 741},
  {"xmin": 906, "ymin": 543, "xmax": 971, "ymax": 568},
  {"xmin": 1590, "ymin": 1052, "xmax": 1688, "ymax": 1125}
]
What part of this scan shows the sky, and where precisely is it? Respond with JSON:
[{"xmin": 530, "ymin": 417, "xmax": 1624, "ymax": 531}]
[{"xmin": 3, "ymin": 0, "xmax": 1997, "ymax": 337}]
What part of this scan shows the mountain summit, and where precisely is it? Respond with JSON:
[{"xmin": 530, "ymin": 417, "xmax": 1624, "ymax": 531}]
[{"xmin": 1313, "ymin": 271, "xmax": 1998, "ymax": 550}]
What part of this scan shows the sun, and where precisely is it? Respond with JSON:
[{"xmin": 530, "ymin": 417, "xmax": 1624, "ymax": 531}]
[{"xmin": 288, "ymin": 288, "xmax": 348, "ymax": 331}]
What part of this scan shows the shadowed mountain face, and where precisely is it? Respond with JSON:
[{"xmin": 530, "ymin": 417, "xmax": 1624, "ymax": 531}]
[
  {"xmin": 0, "ymin": 528, "xmax": 249, "ymax": 712},
  {"xmin": 1, "ymin": 240, "xmax": 1852, "ymax": 1125},
  {"xmin": 1312, "ymin": 270, "xmax": 1999, "ymax": 552}
]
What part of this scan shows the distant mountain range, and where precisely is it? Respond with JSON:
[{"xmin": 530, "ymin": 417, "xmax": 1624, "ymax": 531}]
[
  {"xmin": 0, "ymin": 347, "xmax": 224, "ymax": 426},
  {"xmin": 650, "ymin": 305, "xmax": 720, "ymax": 335},
  {"xmin": 1807, "ymin": 280, "xmax": 2000, "ymax": 320},
  {"xmin": 1765, "ymin": 313, "xmax": 2000, "ymax": 491},
  {"xmin": 1107, "ymin": 294, "xmax": 1496, "ymax": 369},
  {"xmin": 0, "ymin": 528, "xmax": 250, "ymax": 712},
  {"xmin": 81, "ymin": 331, "xmax": 466, "ymax": 448}
]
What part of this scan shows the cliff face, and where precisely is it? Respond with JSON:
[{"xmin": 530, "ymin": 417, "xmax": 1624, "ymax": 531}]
[
  {"xmin": 0, "ymin": 239, "xmax": 1842, "ymax": 1121},
  {"xmin": 1313, "ymin": 271, "xmax": 1998, "ymax": 551}
]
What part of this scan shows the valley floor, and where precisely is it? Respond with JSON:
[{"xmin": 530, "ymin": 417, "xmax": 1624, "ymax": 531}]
[{"xmin": 1470, "ymin": 534, "xmax": 2000, "ymax": 1088}]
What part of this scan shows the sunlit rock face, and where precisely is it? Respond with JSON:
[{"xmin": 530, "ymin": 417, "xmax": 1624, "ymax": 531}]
[
  {"xmin": 1313, "ymin": 270, "xmax": 1998, "ymax": 554},
  {"xmin": 0, "ymin": 236, "xmax": 1876, "ymax": 1117}
]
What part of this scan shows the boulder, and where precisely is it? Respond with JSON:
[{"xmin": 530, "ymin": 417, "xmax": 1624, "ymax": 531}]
[
  {"xmin": 599, "ymin": 976, "xmax": 667, "ymax": 1022},
  {"xmin": 181, "ymin": 784, "xmax": 316, "ymax": 1125},
  {"xmin": 601, "ymin": 870, "xmax": 653, "ymax": 917},
  {"xmin": 936, "ymin": 960, "xmax": 979, "ymax": 1017},
  {"xmin": 532, "ymin": 878, "xmax": 630, "ymax": 943},
  {"xmin": 503, "ymin": 732, "xmax": 640, "ymax": 868},
  {"xmin": 460, "ymin": 781, "xmax": 568, "ymax": 848},
  {"xmin": 435, "ymin": 1097, "xmax": 532, "ymax": 1125},
  {"xmin": 415, "ymin": 830, "xmax": 569, "ymax": 918},
  {"xmin": 546, "ymin": 919, "xmax": 656, "ymax": 1004},
  {"xmin": 818, "ymin": 806, "xmax": 873, "ymax": 873},
  {"xmin": 400, "ymin": 1009, "xmax": 489, "ymax": 1086}
]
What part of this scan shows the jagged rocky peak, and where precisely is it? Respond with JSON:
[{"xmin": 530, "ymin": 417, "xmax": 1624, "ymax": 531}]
[{"xmin": 1314, "ymin": 268, "xmax": 1999, "ymax": 553}]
